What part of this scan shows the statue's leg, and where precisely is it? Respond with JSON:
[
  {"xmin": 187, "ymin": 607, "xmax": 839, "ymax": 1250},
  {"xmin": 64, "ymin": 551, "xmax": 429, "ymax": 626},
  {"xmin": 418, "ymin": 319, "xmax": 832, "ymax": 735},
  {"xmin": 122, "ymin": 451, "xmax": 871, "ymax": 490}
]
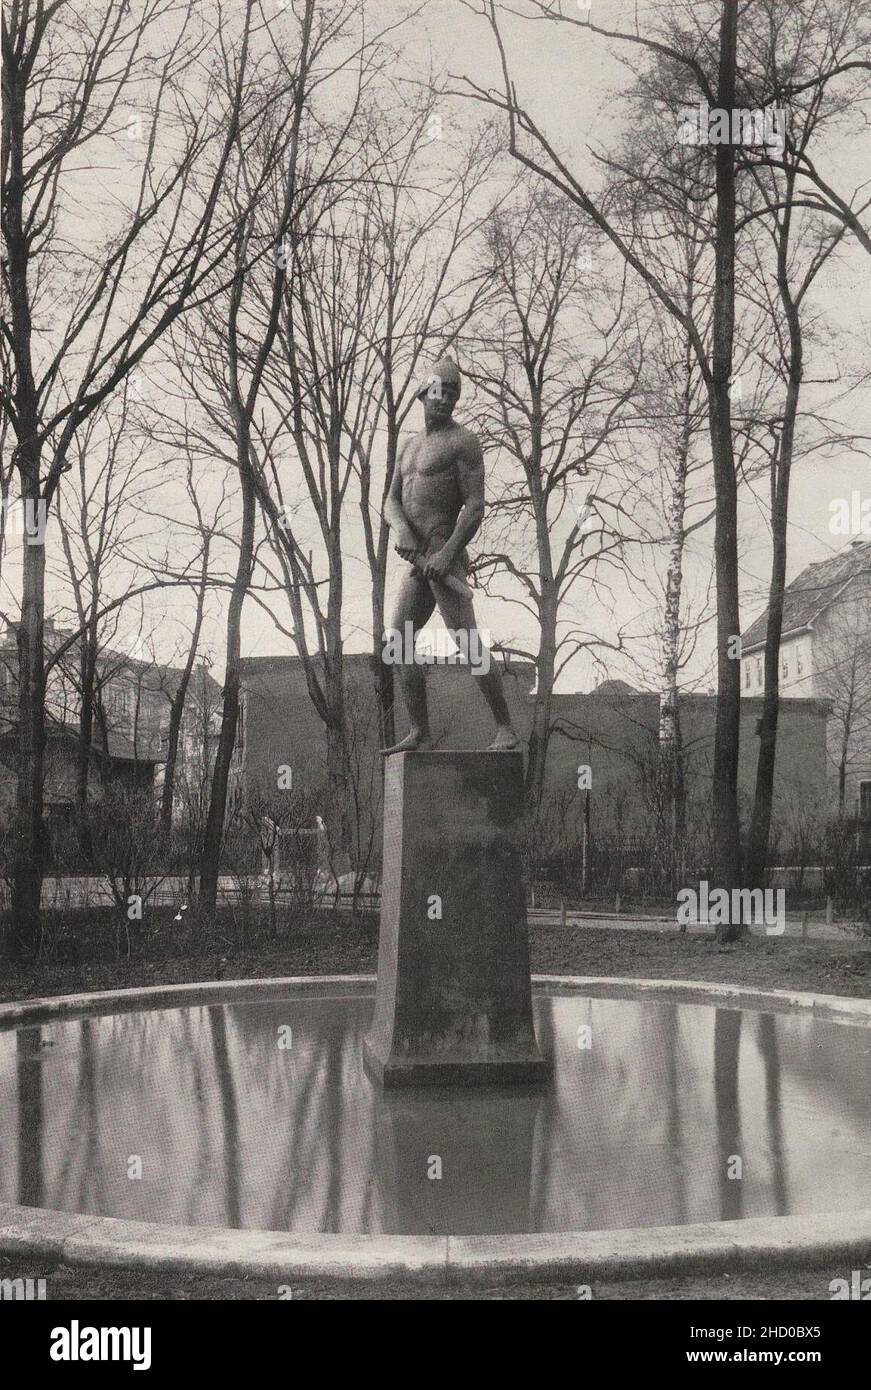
[
  {"xmin": 431, "ymin": 583, "xmax": 519, "ymax": 751},
  {"xmin": 380, "ymin": 569, "xmax": 436, "ymax": 754}
]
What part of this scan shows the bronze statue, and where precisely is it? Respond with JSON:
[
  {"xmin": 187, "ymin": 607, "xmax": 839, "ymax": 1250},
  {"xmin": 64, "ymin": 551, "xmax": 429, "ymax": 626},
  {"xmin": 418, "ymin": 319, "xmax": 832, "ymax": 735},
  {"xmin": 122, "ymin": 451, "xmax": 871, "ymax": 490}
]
[{"xmin": 381, "ymin": 356, "xmax": 519, "ymax": 754}]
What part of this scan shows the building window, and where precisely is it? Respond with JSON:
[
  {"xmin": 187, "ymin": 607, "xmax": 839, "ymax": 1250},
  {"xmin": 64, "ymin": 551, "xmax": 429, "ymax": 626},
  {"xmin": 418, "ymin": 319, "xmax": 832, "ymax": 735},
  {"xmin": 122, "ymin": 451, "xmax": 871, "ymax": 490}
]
[
  {"xmin": 744, "ymin": 664, "xmax": 751, "ymax": 690},
  {"xmin": 756, "ymin": 658, "xmax": 762, "ymax": 685},
  {"xmin": 107, "ymin": 686, "xmax": 130, "ymax": 719},
  {"xmin": 860, "ymin": 781, "xmax": 871, "ymax": 820},
  {"xmin": 781, "ymin": 654, "xmax": 789, "ymax": 679},
  {"xmin": 796, "ymin": 648, "xmax": 803, "ymax": 675}
]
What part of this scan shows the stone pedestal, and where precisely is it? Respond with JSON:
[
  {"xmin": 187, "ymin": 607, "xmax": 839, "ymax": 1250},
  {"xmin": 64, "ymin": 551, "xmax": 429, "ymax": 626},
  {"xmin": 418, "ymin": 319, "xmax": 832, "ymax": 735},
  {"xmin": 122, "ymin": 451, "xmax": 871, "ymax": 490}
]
[{"xmin": 364, "ymin": 751, "xmax": 548, "ymax": 1086}]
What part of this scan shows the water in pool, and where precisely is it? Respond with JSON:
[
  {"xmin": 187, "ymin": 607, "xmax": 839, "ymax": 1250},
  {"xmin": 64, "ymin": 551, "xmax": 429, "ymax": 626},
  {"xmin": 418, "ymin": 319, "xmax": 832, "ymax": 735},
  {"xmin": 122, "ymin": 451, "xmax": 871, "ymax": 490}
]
[{"xmin": 1, "ymin": 992, "xmax": 869, "ymax": 1235}]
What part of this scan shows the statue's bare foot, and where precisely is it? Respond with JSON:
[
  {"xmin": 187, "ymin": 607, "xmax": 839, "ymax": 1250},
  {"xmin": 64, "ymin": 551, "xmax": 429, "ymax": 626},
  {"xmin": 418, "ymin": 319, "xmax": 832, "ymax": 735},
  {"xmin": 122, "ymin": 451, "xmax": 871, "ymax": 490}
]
[
  {"xmin": 381, "ymin": 728, "xmax": 432, "ymax": 755},
  {"xmin": 486, "ymin": 724, "xmax": 520, "ymax": 751}
]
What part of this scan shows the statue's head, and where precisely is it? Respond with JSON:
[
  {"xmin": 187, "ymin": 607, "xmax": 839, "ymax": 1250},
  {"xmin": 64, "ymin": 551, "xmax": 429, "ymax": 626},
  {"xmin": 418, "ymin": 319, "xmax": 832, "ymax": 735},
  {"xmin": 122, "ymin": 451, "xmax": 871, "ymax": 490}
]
[{"xmin": 417, "ymin": 356, "xmax": 461, "ymax": 426}]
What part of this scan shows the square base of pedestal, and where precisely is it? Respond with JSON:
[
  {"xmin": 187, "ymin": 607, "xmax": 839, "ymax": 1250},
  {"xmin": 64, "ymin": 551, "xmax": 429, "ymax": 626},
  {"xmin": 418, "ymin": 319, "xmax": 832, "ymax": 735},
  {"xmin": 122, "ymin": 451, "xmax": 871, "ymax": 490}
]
[
  {"xmin": 365, "ymin": 751, "xmax": 548, "ymax": 1089},
  {"xmin": 363, "ymin": 1035, "xmax": 550, "ymax": 1088}
]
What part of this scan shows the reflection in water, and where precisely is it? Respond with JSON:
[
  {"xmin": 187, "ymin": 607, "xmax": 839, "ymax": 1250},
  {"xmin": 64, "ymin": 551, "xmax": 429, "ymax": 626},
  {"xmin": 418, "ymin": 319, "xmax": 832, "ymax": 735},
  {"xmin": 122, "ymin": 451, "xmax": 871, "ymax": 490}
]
[
  {"xmin": 16, "ymin": 1027, "xmax": 43, "ymax": 1208},
  {"xmin": 375, "ymin": 1086, "xmax": 542, "ymax": 1234},
  {"xmin": 1, "ymin": 993, "xmax": 868, "ymax": 1236},
  {"xmin": 757, "ymin": 1013, "xmax": 789, "ymax": 1217},
  {"xmin": 714, "ymin": 1009, "xmax": 743, "ymax": 1221},
  {"xmin": 208, "ymin": 1007, "xmax": 241, "ymax": 1228},
  {"xmin": 663, "ymin": 1003, "xmax": 688, "ymax": 1227}
]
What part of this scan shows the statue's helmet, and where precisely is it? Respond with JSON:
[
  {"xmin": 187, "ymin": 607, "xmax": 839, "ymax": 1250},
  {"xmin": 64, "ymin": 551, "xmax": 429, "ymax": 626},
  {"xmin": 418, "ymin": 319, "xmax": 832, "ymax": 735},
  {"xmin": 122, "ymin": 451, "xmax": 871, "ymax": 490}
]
[{"xmin": 416, "ymin": 355, "xmax": 462, "ymax": 401}]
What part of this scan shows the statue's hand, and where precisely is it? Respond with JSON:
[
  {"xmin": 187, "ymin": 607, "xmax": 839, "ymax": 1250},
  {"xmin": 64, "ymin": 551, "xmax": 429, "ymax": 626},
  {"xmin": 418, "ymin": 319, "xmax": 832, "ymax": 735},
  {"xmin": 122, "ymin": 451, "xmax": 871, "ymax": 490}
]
[
  {"xmin": 394, "ymin": 522, "xmax": 418, "ymax": 562},
  {"xmin": 422, "ymin": 547, "xmax": 453, "ymax": 581}
]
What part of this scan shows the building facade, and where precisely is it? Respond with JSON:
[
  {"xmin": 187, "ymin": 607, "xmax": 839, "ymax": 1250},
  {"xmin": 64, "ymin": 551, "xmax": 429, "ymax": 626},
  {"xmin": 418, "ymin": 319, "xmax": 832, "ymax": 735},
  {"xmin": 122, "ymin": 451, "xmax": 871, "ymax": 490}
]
[
  {"xmin": 0, "ymin": 619, "xmax": 221, "ymax": 858},
  {"xmin": 741, "ymin": 539, "xmax": 871, "ymax": 817}
]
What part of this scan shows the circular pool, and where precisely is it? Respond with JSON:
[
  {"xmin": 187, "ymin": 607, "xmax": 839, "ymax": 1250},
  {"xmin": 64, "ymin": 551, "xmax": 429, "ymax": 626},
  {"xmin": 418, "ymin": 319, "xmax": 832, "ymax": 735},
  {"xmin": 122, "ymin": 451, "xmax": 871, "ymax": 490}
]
[{"xmin": 1, "ymin": 976, "xmax": 869, "ymax": 1281}]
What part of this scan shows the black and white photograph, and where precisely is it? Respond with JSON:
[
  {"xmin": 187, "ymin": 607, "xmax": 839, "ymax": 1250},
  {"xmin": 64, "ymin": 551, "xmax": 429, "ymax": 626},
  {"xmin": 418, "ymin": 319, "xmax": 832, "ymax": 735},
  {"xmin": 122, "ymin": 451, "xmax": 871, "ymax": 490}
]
[{"xmin": 1, "ymin": 0, "xmax": 870, "ymax": 1338}]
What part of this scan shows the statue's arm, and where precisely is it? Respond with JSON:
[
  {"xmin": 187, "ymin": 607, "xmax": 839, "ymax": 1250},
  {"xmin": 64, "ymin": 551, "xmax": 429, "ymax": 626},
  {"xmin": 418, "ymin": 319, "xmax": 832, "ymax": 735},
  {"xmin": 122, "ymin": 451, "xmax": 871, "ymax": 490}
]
[
  {"xmin": 384, "ymin": 443, "xmax": 418, "ymax": 557},
  {"xmin": 424, "ymin": 435, "xmax": 485, "ymax": 578}
]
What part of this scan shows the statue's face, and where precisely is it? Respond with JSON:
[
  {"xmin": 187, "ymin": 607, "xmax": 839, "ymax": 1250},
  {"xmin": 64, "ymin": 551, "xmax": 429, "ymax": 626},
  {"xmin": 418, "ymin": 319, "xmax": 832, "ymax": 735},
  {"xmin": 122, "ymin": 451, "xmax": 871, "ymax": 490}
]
[{"xmin": 422, "ymin": 378, "xmax": 459, "ymax": 426}]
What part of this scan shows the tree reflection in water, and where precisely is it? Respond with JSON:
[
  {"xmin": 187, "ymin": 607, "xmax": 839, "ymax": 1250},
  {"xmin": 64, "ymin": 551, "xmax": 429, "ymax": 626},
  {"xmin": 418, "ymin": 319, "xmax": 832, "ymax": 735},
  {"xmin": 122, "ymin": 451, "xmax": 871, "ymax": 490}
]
[
  {"xmin": 714, "ymin": 1009, "xmax": 743, "ymax": 1221},
  {"xmin": 756, "ymin": 1012, "xmax": 789, "ymax": 1217},
  {"xmin": 16, "ymin": 1026, "xmax": 43, "ymax": 1208},
  {"xmin": 1, "ymin": 993, "xmax": 868, "ymax": 1234}
]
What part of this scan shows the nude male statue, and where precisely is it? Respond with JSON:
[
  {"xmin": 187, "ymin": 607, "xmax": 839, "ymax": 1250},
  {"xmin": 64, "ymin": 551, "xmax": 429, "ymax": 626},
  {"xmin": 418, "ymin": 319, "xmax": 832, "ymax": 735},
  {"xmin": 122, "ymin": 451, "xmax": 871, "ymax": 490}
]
[{"xmin": 381, "ymin": 356, "xmax": 519, "ymax": 754}]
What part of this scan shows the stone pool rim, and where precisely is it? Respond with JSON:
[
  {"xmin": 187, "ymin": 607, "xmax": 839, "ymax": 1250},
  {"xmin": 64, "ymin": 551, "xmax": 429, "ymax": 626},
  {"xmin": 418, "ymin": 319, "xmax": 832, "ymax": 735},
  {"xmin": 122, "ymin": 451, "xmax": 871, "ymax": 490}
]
[{"xmin": 1, "ymin": 973, "xmax": 870, "ymax": 1285}]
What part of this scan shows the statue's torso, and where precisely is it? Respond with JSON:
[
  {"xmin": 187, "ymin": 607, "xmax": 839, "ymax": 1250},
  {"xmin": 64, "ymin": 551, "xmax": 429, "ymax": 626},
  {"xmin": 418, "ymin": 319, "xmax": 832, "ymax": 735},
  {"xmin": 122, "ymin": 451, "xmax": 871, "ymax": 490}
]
[{"xmin": 401, "ymin": 425, "xmax": 469, "ymax": 546}]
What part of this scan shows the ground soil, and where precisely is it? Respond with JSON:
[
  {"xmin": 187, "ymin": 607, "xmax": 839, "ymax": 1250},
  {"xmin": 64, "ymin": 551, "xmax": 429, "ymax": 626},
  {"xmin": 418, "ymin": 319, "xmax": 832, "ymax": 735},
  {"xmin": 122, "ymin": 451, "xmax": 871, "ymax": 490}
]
[
  {"xmin": 1, "ymin": 1252, "xmax": 864, "ymax": 1301},
  {"xmin": 2, "ymin": 916, "xmax": 870, "ymax": 1004}
]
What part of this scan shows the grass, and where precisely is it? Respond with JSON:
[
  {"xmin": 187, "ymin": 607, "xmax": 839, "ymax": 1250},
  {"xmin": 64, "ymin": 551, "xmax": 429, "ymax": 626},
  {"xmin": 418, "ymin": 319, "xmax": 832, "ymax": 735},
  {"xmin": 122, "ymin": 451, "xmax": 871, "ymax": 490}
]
[
  {"xmin": 2, "ymin": 1253, "xmax": 866, "ymax": 1301},
  {"xmin": 1, "ymin": 907, "xmax": 868, "ymax": 1004}
]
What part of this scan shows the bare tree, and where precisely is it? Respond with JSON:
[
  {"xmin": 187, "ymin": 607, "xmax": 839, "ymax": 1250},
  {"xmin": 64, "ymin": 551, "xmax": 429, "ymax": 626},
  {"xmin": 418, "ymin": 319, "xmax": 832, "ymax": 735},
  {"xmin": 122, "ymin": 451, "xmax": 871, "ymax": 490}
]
[
  {"xmin": 583, "ymin": 1, "xmax": 847, "ymax": 893},
  {"xmin": 453, "ymin": 0, "xmax": 746, "ymax": 899},
  {"xmin": 1, "ymin": 0, "xmax": 278, "ymax": 953},
  {"xmin": 347, "ymin": 96, "xmax": 501, "ymax": 747},
  {"xmin": 167, "ymin": 0, "xmax": 403, "ymax": 908},
  {"xmin": 86, "ymin": 783, "xmax": 169, "ymax": 956},
  {"xmin": 580, "ymin": 119, "xmax": 719, "ymax": 877},
  {"xmin": 155, "ymin": 458, "xmax": 222, "ymax": 846},
  {"xmin": 732, "ymin": 2, "xmax": 862, "ymax": 883},
  {"xmin": 52, "ymin": 386, "xmax": 162, "ymax": 857},
  {"xmin": 241, "ymin": 90, "xmax": 500, "ymax": 832},
  {"xmin": 619, "ymin": 292, "xmax": 716, "ymax": 886},
  {"xmin": 259, "ymin": 192, "xmax": 375, "ymax": 858},
  {"xmin": 467, "ymin": 185, "xmax": 643, "ymax": 809},
  {"xmin": 739, "ymin": 0, "xmax": 871, "ymax": 256}
]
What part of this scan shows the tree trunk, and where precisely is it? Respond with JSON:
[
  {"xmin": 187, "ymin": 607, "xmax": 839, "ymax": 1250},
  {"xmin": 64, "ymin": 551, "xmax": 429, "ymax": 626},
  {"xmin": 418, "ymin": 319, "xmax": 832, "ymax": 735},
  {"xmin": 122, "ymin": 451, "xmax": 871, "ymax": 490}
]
[
  {"xmin": 322, "ymin": 527, "xmax": 350, "ymax": 857},
  {"xmin": 4, "ymin": 56, "xmax": 45, "ymax": 957},
  {"xmin": 74, "ymin": 612, "xmax": 100, "ymax": 865},
  {"xmin": 524, "ymin": 397, "xmax": 555, "ymax": 811},
  {"xmin": 369, "ymin": 525, "xmax": 394, "ymax": 751},
  {"xmin": 659, "ymin": 400, "xmax": 691, "ymax": 884},
  {"xmin": 582, "ymin": 781, "xmax": 593, "ymax": 894},
  {"xmin": 160, "ymin": 553, "xmax": 209, "ymax": 845},
  {"xmin": 325, "ymin": 711, "xmax": 351, "ymax": 860},
  {"xmin": 10, "ymin": 520, "xmax": 46, "ymax": 957},
  {"xmin": 659, "ymin": 688, "xmax": 686, "ymax": 885},
  {"xmin": 709, "ymin": 0, "xmax": 743, "ymax": 932},
  {"xmin": 526, "ymin": 584, "xmax": 557, "ymax": 809},
  {"xmin": 199, "ymin": 467, "xmax": 255, "ymax": 918},
  {"xmin": 746, "ymin": 170, "xmax": 803, "ymax": 888},
  {"xmin": 372, "ymin": 412, "xmax": 397, "ymax": 750},
  {"xmin": 745, "ymin": 452, "xmax": 791, "ymax": 885}
]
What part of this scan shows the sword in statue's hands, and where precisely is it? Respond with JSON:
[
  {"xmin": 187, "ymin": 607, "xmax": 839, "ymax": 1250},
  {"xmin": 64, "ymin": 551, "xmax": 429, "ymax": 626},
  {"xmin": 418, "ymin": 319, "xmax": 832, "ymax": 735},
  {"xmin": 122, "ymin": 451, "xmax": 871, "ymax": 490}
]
[{"xmin": 408, "ymin": 551, "xmax": 473, "ymax": 600}]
